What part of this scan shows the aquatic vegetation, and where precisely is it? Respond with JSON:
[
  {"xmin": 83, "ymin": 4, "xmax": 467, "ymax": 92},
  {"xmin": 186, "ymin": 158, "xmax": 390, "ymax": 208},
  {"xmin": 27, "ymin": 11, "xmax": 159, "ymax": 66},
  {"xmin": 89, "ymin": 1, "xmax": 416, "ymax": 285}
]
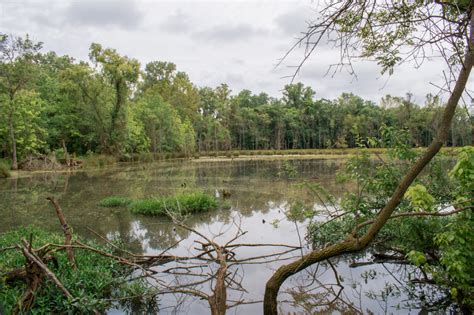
[
  {"xmin": 129, "ymin": 192, "xmax": 219, "ymax": 216},
  {"xmin": 98, "ymin": 196, "xmax": 132, "ymax": 207},
  {"xmin": 0, "ymin": 226, "xmax": 154, "ymax": 313}
]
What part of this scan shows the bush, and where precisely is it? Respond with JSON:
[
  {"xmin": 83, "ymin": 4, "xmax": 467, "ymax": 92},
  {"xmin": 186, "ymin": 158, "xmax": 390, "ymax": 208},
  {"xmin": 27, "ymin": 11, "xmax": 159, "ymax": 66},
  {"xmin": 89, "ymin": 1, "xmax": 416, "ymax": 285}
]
[
  {"xmin": 0, "ymin": 160, "xmax": 11, "ymax": 178},
  {"xmin": 0, "ymin": 226, "xmax": 153, "ymax": 313},
  {"xmin": 98, "ymin": 196, "xmax": 132, "ymax": 207},
  {"xmin": 129, "ymin": 192, "xmax": 219, "ymax": 216}
]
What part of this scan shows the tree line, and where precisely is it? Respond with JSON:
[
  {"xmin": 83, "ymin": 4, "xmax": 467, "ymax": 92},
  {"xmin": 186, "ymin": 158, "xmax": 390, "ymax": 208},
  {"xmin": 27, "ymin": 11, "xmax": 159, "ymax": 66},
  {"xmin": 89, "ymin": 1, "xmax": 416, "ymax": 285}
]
[{"xmin": 0, "ymin": 34, "xmax": 472, "ymax": 169}]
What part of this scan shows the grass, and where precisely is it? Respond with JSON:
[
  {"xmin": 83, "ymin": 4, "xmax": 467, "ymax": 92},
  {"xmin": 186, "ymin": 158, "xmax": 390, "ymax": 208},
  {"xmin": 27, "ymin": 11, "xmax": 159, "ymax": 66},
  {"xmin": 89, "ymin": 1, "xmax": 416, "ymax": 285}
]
[
  {"xmin": 98, "ymin": 196, "xmax": 132, "ymax": 207},
  {"xmin": 129, "ymin": 192, "xmax": 220, "ymax": 216},
  {"xmin": 82, "ymin": 154, "xmax": 117, "ymax": 168},
  {"xmin": 0, "ymin": 226, "xmax": 155, "ymax": 313}
]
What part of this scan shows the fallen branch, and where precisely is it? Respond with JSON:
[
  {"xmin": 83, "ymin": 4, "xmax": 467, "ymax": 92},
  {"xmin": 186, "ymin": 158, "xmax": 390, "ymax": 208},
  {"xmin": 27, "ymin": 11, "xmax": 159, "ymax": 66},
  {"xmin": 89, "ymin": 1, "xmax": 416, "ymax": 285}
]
[
  {"xmin": 47, "ymin": 197, "xmax": 76, "ymax": 269},
  {"xmin": 20, "ymin": 239, "xmax": 73, "ymax": 299}
]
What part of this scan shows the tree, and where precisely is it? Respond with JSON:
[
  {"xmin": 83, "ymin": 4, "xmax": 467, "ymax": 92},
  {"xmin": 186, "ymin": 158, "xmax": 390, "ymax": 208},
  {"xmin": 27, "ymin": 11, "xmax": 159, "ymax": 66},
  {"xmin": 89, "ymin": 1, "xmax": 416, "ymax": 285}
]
[
  {"xmin": 0, "ymin": 90, "xmax": 46, "ymax": 162},
  {"xmin": 89, "ymin": 43, "xmax": 140, "ymax": 154},
  {"xmin": 136, "ymin": 90, "xmax": 189, "ymax": 153},
  {"xmin": 0, "ymin": 34, "xmax": 42, "ymax": 169},
  {"xmin": 141, "ymin": 61, "xmax": 200, "ymax": 122},
  {"xmin": 60, "ymin": 62, "xmax": 110, "ymax": 153},
  {"xmin": 264, "ymin": 1, "xmax": 474, "ymax": 314},
  {"xmin": 36, "ymin": 52, "xmax": 77, "ymax": 164}
]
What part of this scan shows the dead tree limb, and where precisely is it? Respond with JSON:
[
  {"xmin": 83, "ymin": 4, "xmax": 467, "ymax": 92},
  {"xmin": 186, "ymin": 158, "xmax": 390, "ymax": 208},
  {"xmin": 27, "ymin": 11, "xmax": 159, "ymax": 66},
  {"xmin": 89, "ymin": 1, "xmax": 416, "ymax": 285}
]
[
  {"xmin": 20, "ymin": 239, "xmax": 73, "ymax": 299},
  {"xmin": 46, "ymin": 197, "xmax": 76, "ymax": 269}
]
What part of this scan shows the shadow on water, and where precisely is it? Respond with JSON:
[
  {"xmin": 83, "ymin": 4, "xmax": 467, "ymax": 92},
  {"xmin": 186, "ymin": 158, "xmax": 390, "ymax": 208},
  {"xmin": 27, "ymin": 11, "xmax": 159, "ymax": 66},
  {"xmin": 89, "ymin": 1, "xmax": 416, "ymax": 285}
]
[{"xmin": 0, "ymin": 158, "xmax": 448, "ymax": 314}]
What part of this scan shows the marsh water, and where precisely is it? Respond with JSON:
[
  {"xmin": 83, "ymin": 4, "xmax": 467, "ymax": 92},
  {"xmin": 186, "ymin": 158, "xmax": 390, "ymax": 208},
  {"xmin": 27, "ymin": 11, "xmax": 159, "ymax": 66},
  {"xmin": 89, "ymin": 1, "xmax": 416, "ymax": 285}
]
[{"xmin": 0, "ymin": 158, "xmax": 444, "ymax": 314}]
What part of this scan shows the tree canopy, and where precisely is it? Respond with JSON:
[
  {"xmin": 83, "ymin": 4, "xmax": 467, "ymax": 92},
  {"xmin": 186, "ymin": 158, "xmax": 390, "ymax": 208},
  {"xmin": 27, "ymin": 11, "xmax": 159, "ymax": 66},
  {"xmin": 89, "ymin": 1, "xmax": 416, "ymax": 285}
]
[{"xmin": 0, "ymin": 34, "xmax": 470, "ymax": 169}]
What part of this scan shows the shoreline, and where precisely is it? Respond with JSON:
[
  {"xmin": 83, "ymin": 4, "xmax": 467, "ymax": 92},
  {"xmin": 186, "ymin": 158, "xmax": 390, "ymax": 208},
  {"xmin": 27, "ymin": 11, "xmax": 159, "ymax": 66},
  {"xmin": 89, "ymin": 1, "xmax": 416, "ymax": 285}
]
[{"xmin": 3, "ymin": 147, "xmax": 460, "ymax": 178}]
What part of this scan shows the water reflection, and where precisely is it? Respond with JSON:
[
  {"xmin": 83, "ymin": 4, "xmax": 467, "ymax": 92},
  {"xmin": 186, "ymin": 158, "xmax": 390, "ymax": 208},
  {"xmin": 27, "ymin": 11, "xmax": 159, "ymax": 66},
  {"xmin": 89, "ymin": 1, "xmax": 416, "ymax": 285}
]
[{"xmin": 0, "ymin": 158, "xmax": 439, "ymax": 314}]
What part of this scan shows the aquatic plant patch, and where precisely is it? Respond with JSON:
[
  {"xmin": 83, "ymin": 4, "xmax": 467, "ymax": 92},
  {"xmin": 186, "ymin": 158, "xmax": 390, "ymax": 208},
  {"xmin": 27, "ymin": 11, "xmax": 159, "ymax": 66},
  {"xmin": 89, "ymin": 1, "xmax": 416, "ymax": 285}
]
[
  {"xmin": 129, "ymin": 192, "xmax": 219, "ymax": 216},
  {"xmin": 98, "ymin": 196, "xmax": 132, "ymax": 207}
]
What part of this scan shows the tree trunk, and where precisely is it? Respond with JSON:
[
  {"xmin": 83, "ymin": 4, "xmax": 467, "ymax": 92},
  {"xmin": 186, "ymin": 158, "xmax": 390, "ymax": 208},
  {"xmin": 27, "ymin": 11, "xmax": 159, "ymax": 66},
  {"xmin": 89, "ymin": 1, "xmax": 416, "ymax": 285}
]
[
  {"xmin": 263, "ymin": 9, "xmax": 474, "ymax": 315},
  {"xmin": 61, "ymin": 139, "xmax": 70, "ymax": 167}
]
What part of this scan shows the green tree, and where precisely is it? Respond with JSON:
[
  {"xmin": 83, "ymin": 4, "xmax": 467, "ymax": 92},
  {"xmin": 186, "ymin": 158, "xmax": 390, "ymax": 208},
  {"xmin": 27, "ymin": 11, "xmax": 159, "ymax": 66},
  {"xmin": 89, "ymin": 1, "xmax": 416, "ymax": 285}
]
[
  {"xmin": 0, "ymin": 34, "xmax": 42, "ymax": 169},
  {"xmin": 136, "ymin": 90, "xmax": 188, "ymax": 153},
  {"xmin": 89, "ymin": 43, "xmax": 140, "ymax": 154},
  {"xmin": 0, "ymin": 90, "xmax": 46, "ymax": 162},
  {"xmin": 141, "ymin": 61, "xmax": 200, "ymax": 122},
  {"xmin": 35, "ymin": 52, "xmax": 78, "ymax": 164},
  {"xmin": 60, "ymin": 62, "xmax": 111, "ymax": 153}
]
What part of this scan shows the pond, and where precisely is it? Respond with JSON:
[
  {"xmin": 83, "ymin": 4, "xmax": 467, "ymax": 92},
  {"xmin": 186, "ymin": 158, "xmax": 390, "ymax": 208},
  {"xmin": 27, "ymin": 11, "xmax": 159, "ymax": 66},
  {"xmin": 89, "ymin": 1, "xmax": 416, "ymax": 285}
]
[{"xmin": 0, "ymin": 158, "xmax": 445, "ymax": 314}]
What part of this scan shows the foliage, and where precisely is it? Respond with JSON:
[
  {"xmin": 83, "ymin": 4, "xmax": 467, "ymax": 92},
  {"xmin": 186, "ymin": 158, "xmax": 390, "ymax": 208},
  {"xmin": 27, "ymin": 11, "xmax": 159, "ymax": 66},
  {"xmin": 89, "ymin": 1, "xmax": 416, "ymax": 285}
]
[
  {"xmin": 405, "ymin": 184, "xmax": 435, "ymax": 212},
  {"xmin": 0, "ymin": 226, "xmax": 154, "ymax": 313},
  {"xmin": 433, "ymin": 147, "xmax": 474, "ymax": 307},
  {"xmin": 0, "ymin": 90, "xmax": 47, "ymax": 159},
  {"xmin": 308, "ymin": 144, "xmax": 474, "ymax": 310},
  {"xmin": 0, "ymin": 159, "xmax": 10, "ymax": 177},
  {"xmin": 129, "ymin": 192, "xmax": 219, "ymax": 217},
  {"xmin": 0, "ymin": 35, "xmax": 471, "ymax": 169}
]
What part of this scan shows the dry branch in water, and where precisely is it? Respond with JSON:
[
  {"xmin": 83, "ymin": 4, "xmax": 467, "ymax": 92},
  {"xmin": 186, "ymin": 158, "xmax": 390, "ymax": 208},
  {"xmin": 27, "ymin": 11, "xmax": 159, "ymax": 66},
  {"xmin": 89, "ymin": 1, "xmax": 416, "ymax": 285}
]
[
  {"xmin": 3, "ymin": 199, "xmax": 303, "ymax": 314},
  {"xmin": 149, "ymin": 218, "xmax": 302, "ymax": 315}
]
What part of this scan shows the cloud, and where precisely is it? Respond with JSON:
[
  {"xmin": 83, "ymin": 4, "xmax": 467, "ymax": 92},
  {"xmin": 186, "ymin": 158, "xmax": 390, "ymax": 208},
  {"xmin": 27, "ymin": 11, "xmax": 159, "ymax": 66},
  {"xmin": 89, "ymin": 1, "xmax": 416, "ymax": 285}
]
[
  {"xmin": 223, "ymin": 73, "xmax": 244, "ymax": 86},
  {"xmin": 194, "ymin": 23, "xmax": 269, "ymax": 43},
  {"xmin": 2, "ymin": 0, "xmax": 466, "ymax": 104},
  {"xmin": 160, "ymin": 10, "xmax": 192, "ymax": 34},
  {"xmin": 64, "ymin": 0, "xmax": 142, "ymax": 29},
  {"xmin": 274, "ymin": 8, "xmax": 313, "ymax": 36}
]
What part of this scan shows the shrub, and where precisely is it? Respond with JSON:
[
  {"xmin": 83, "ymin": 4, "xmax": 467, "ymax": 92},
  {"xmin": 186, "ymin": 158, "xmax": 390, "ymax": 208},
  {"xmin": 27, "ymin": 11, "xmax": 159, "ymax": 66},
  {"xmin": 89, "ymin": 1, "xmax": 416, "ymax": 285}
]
[
  {"xmin": 98, "ymin": 196, "xmax": 132, "ymax": 207},
  {"xmin": 0, "ymin": 160, "xmax": 11, "ymax": 178},
  {"xmin": 129, "ymin": 192, "xmax": 219, "ymax": 216}
]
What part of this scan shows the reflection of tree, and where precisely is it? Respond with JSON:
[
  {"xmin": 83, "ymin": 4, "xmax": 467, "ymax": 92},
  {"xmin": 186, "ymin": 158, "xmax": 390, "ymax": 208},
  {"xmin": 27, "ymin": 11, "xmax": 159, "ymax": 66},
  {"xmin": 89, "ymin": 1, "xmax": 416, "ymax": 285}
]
[
  {"xmin": 284, "ymin": 253, "xmax": 451, "ymax": 314},
  {"xmin": 146, "ymin": 219, "xmax": 301, "ymax": 315},
  {"xmin": 0, "ymin": 159, "xmax": 347, "ymax": 251}
]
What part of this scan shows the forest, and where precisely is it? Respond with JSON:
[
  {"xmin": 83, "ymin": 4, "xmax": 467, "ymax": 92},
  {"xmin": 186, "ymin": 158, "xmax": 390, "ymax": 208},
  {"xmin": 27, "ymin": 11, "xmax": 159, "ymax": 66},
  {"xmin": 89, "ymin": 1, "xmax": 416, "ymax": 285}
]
[{"xmin": 1, "ymin": 34, "xmax": 472, "ymax": 170}]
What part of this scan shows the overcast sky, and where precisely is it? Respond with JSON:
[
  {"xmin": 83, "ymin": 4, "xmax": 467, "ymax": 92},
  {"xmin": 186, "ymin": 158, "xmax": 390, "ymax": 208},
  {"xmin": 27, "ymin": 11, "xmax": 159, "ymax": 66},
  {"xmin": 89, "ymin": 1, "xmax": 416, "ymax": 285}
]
[{"xmin": 1, "ymin": 0, "xmax": 470, "ymax": 104}]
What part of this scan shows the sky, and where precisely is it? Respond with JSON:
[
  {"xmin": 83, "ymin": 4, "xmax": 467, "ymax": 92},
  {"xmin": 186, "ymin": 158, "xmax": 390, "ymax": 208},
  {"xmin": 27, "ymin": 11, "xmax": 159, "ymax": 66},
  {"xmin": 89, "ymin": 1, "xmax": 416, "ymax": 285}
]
[{"xmin": 0, "ymin": 0, "xmax": 470, "ymax": 105}]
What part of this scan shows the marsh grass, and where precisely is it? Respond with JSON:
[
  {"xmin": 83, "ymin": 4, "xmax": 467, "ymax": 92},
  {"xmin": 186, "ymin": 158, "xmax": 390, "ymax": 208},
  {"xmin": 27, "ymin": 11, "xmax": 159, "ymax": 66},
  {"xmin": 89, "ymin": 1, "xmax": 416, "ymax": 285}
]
[
  {"xmin": 129, "ymin": 192, "xmax": 219, "ymax": 216},
  {"xmin": 98, "ymin": 196, "xmax": 132, "ymax": 207},
  {"xmin": 82, "ymin": 154, "xmax": 117, "ymax": 168}
]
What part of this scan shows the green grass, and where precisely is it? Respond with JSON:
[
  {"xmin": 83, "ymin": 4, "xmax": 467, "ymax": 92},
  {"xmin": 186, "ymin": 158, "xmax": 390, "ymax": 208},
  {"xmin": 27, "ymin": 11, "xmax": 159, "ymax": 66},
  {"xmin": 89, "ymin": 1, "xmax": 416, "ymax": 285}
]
[
  {"xmin": 0, "ymin": 226, "xmax": 155, "ymax": 313},
  {"xmin": 98, "ymin": 196, "xmax": 132, "ymax": 207},
  {"xmin": 129, "ymin": 192, "xmax": 219, "ymax": 216}
]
